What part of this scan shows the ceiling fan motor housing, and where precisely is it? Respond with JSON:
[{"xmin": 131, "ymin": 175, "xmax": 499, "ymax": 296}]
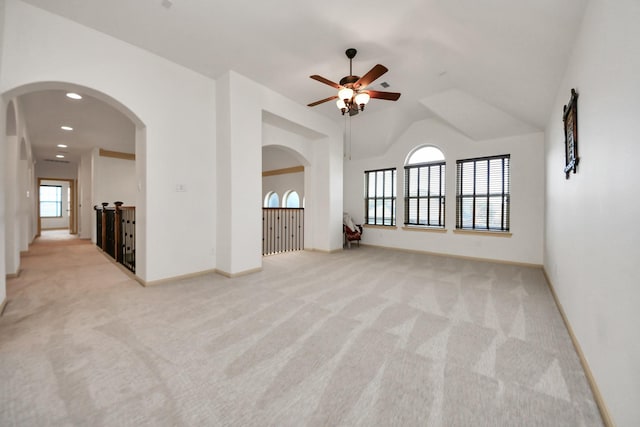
[{"xmin": 339, "ymin": 75, "xmax": 359, "ymax": 87}]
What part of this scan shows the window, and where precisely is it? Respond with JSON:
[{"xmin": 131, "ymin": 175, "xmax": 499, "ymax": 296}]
[
  {"xmin": 364, "ymin": 168, "xmax": 396, "ymax": 226},
  {"xmin": 283, "ymin": 190, "xmax": 300, "ymax": 208},
  {"xmin": 404, "ymin": 146, "xmax": 446, "ymax": 227},
  {"xmin": 264, "ymin": 192, "xmax": 279, "ymax": 208},
  {"xmin": 456, "ymin": 154, "xmax": 510, "ymax": 231},
  {"xmin": 40, "ymin": 185, "xmax": 62, "ymax": 217}
]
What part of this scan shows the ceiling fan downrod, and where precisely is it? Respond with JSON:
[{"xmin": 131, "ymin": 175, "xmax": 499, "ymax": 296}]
[
  {"xmin": 345, "ymin": 48, "xmax": 357, "ymax": 76},
  {"xmin": 339, "ymin": 48, "xmax": 360, "ymax": 87}
]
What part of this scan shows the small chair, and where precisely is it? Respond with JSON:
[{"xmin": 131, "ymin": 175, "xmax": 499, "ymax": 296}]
[{"xmin": 343, "ymin": 224, "xmax": 363, "ymax": 248}]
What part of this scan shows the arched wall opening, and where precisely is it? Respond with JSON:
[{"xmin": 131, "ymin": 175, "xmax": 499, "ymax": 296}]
[
  {"xmin": 3, "ymin": 82, "xmax": 145, "ymax": 127},
  {"xmin": 262, "ymin": 107, "xmax": 322, "ymax": 252},
  {"xmin": 2, "ymin": 81, "xmax": 146, "ymax": 280},
  {"xmin": 262, "ymin": 144, "xmax": 310, "ymax": 253}
]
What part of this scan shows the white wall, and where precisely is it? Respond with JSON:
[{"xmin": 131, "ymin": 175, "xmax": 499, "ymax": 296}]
[
  {"xmin": 4, "ymin": 98, "xmax": 34, "ymax": 276},
  {"xmin": 17, "ymin": 139, "xmax": 35, "ymax": 250},
  {"xmin": 39, "ymin": 179, "xmax": 69, "ymax": 229},
  {"xmin": 544, "ymin": 1, "xmax": 640, "ymax": 425},
  {"xmin": 1, "ymin": 0, "xmax": 217, "ymax": 282},
  {"xmin": 91, "ymin": 150, "xmax": 136, "ymax": 241},
  {"xmin": 0, "ymin": 0, "xmax": 5, "ymax": 305},
  {"xmin": 4, "ymin": 134, "xmax": 18, "ymax": 273},
  {"xmin": 0, "ymin": 105, "xmax": 6, "ymax": 304},
  {"xmin": 344, "ymin": 118, "xmax": 545, "ymax": 265},
  {"xmin": 77, "ymin": 151, "xmax": 92, "ymax": 239},
  {"xmin": 35, "ymin": 159, "xmax": 77, "ymax": 179},
  {"xmin": 92, "ymin": 149, "xmax": 136, "ymax": 205}
]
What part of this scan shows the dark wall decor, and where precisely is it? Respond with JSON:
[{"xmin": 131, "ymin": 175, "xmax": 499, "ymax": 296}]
[{"xmin": 563, "ymin": 88, "xmax": 579, "ymax": 179}]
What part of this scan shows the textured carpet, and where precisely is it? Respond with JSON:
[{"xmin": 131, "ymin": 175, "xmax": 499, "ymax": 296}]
[{"xmin": 0, "ymin": 237, "xmax": 602, "ymax": 426}]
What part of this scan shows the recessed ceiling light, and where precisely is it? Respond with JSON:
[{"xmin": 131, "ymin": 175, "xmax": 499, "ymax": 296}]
[
  {"xmin": 66, "ymin": 92, "xmax": 82, "ymax": 100},
  {"xmin": 61, "ymin": 126, "xmax": 73, "ymax": 131},
  {"xmin": 57, "ymin": 144, "xmax": 68, "ymax": 148},
  {"xmin": 56, "ymin": 154, "xmax": 65, "ymax": 158}
]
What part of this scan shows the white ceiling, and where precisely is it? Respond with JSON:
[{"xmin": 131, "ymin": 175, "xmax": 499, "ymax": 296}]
[
  {"xmin": 17, "ymin": 0, "xmax": 588, "ymax": 162},
  {"xmin": 18, "ymin": 90, "xmax": 135, "ymax": 163}
]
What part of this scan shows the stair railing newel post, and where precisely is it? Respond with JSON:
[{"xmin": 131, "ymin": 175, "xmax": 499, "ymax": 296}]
[
  {"xmin": 114, "ymin": 201, "xmax": 124, "ymax": 263},
  {"xmin": 94, "ymin": 204, "xmax": 103, "ymax": 248},
  {"xmin": 101, "ymin": 202, "xmax": 108, "ymax": 251}
]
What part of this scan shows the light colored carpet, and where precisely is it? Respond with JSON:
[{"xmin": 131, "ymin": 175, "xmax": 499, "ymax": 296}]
[{"xmin": 1, "ymin": 236, "xmax": 602, "ymax": 426}]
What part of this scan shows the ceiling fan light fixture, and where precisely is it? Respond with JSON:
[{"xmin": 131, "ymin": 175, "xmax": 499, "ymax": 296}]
[
  {"xmin": 338, "ymin": 88, "xmax": 353, "ymax": 104},
  {"xmin": 355, "ymin": 92, "xmax": 370, "ymax": 109}
]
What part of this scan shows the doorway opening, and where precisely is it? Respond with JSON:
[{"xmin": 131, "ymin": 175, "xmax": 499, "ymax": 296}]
[{"xmin": 37, "ymin": 177, "xmax": 77, "ymax": 236}]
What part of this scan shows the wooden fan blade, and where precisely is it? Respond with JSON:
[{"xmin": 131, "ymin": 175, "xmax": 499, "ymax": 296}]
[
  {"xmin": 354, "ymin": 64, "xmax": 388, "ymax": 89},
  {"xmin": 310, "ymin": 75, "xmax": 341, "ymax": 89},
  {"xmin": 307, "ymin": 95, "xmax": 338, "ymax": 107},
  {"xmin": 368, "ymin": 90, "xmax": 401, "ymax": 101}
]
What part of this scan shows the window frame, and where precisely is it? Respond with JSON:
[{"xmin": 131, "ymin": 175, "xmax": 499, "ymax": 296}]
[
  {"xmin": 455, "ymin": 154, "xmax": 510, "ymax": 232},
  {"xmin": 404, "ymin": 160, "xmax": 446, "ymax": 228},
  {"xmin": 39, "ymin": 184, "xmax": 63, "ymax": 218},
  {"xmin": 364, "ymin": 168, "xmax": 397, "ymax": 226}
]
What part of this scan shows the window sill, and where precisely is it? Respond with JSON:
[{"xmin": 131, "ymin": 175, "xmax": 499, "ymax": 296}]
[
  {"xmin": 402, "ymin": 226, "xmax": 447, "ymax": 234},
  {"xmin": 453, "ymin": 229, "xmax": 512, "ymax": 238},
  {"xmin": 363, "ymin": 224, "xmax": 398, "ymax": 230}
]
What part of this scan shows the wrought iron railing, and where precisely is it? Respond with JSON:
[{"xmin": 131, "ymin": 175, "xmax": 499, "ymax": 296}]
[
  {"xmin": 104, "ymin": 207, "xmax": 116, "ymax": 258},
  {"xmin": 94, "ymin": 202, "xmax": 136, "ymax": 273},
  {"xmin": 262, "ymin": 208, "xmax": 304, "ymax": 255},
  {"xmin": 119, "ymin": 206, "xmax": 135, "ymax": 272}
]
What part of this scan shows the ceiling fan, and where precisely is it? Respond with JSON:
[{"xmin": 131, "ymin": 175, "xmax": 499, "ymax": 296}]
[{"xmin": 307, "ymin": 48, "xmax": 401, "ymax": 116}]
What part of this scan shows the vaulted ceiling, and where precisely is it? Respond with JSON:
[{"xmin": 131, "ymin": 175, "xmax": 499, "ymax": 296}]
[{"xmin": 17, "ymin": 0, "xmax": 588, "ymax": 161}]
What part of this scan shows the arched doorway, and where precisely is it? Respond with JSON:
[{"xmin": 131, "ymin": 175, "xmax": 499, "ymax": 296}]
[
  {"xmin": 2, "ymin": 82, "xmax": 146, "ymax": 277},
  {"xmin": 261, "ymin": 145, "xmax": 309, "ymax": 255}
]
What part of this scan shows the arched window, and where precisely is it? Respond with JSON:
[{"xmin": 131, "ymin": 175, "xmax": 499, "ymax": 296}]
[
  {"xmin": 283, "ymin": 190, "xmax": 300, "ymax": 208},
  {"xmin": 264, "ymin": 191, "xmax": 280, "ymax": 208},
  {"xmin": 406, "ymin": 146, "xmax": 445, "ymax": 164},
  {"xmin": 404, "ymin": 145, "xmax": 446, "ymax": 228}
]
